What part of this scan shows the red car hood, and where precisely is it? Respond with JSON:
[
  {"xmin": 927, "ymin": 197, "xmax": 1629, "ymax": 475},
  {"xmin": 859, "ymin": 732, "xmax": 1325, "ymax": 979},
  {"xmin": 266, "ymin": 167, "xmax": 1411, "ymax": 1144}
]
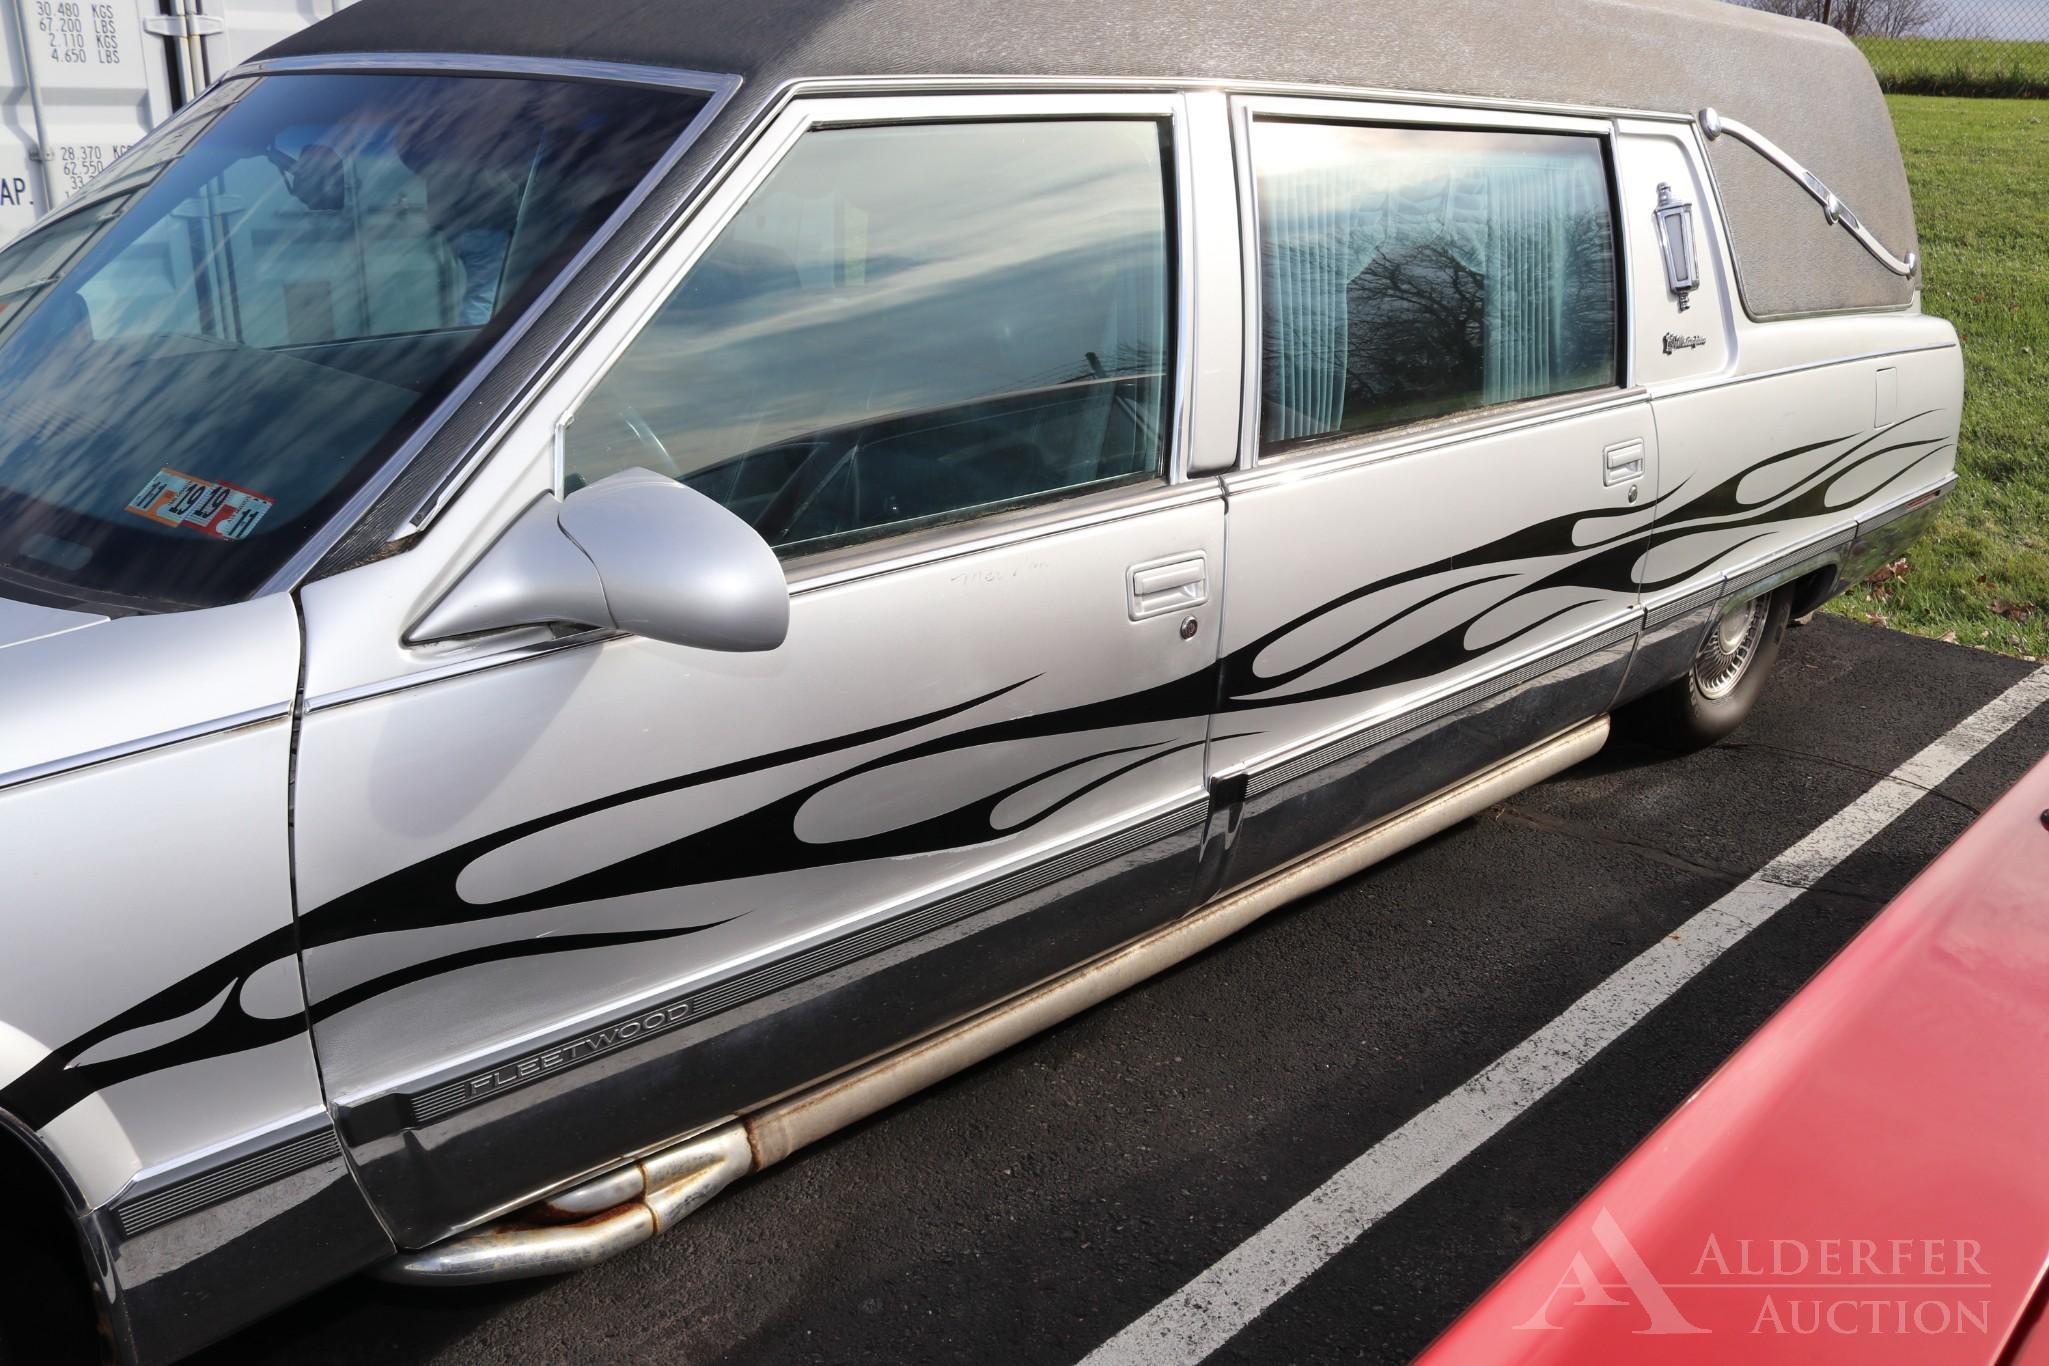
[{"xmin": 1418, "ymin": 751, "xmax": 2049, "ymax": 1365}]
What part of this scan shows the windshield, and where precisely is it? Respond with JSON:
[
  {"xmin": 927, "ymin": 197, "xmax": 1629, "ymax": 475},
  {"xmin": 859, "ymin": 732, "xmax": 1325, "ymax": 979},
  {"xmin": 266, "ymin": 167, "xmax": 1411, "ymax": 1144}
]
[{"xmin": 0, "ymin": 72, "xmax": 706, "ymax": 611}]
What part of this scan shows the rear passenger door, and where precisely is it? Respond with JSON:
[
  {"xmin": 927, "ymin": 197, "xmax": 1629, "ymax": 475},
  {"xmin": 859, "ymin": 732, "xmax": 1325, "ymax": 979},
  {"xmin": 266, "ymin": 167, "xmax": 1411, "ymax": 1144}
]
[
  {"xmin": 290, "ymin": 93, "xmax": 1234, "ymax": 1245},
  {"xmin": 1208, "ymin": 100, "xmax": 1653, "ymax": 887}
]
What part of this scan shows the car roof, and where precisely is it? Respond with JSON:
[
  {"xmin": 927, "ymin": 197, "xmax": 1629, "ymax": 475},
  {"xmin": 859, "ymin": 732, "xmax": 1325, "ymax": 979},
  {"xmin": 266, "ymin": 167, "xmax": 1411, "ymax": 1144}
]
[{"xmin": 260, "ymin": 0, "xmax": 1917, "ymax": 320}]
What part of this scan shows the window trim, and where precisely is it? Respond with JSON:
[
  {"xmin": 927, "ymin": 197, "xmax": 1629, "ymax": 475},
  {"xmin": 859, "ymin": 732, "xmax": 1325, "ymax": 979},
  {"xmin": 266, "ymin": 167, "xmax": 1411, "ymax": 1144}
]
[
  {"xmin": 1228, "ymin": 95, "xmax": 1626, "ymax": 470},
  {"xmin": 545, "ymin": 91, "xmax": 1198, "ymax": 573}
]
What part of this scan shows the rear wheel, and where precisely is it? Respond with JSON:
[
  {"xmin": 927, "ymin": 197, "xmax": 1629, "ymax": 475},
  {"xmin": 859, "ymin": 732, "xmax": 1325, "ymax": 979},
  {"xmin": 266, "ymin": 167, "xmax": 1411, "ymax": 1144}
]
[{"xmin": 1621, "ymin": 588, "xmax": 1790, "ymax": 751}]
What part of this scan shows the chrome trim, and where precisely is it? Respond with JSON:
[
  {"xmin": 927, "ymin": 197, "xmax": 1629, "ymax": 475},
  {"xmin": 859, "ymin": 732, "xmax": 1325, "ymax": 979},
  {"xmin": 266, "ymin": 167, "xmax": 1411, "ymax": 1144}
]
[
  {"xmin": 239, "ymin": 59, "xmax": 742, "ymax": 592},
  {"xmin": 1698, "ymin": 108, "xmax": 1919, "ymax": 279},
  {"xmin": 0, "ymin": 703, "xmax": 290, "ymax": 794},
  {"xmin": 1859, "ymin": 473, "xmax": 1957, "ymax": 536},
  {"xmin": 110, "ymin": 1126, "xmax": 342, "ymax": 1237},
  {"xmin": 1227, "ymin": 95, "xmax": 1619, "ymax": 470},
  {"xmin": 1241, "ymin": 613, "xmax": 1643, "ymax": 795},
  {"xmin": 1723, "ymin": 528, "xmax": 1855, "ymax": 600},
  {"xmin": 1639, "ymin": 487, "xmax": 1962, "ymax": 632},
  {"xmin": 304, "ymin": 630, "xmax": 613, "ymax": 715},
  {"xmin": 1167, "ymin": 92, "xmax": 1200, "ymax": 484},
  {"xmin": 1230, "ymin": 97, "xmax": 1263, "ymax": 471},
  {"xmin": 769, "ymin": 74, "xmax": 1701, "ymax": 128},
  {"xmin": 348, "ymin": 796, "xmax": 1211, "ymax": 1140},
  {"xmin": 1643, "ymin": 580, "xmax": 1730, "ymax": 628},
  {"xmin": 235, "ymin": 52, "xmax": 737, "ymax": 91},
  {"xmin": 1229, "ymin": 387, "xmax": 1651, "ymax": 486},
  {"xmin": 784, "ymin": 479, "xmax": 1221, "ymax": 596}
]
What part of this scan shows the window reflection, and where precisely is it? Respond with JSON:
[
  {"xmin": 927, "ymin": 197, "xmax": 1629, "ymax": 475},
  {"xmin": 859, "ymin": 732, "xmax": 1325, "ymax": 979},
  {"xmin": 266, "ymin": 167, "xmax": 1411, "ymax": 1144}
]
[
  {"xmin": 1256, "ymin": 123, "xmax": 1618, "ymax": 452},
  {"xmin": 0, "ymin": 73, "xmax": 704, "ymax": 610},
  {"xmin": 567, "ymin": 120, "xmax": 1175, "ymax": 553}
]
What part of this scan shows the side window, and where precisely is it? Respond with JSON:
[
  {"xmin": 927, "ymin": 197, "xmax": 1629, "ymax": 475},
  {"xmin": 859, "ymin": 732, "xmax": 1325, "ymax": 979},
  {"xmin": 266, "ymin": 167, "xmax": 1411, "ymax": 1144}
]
[
  {"xmin": 565, "ymin": 118, "xmax": 1176, "ymax": 554},
  {"xmin": 1252, "ymin": 120, "xmax": 1619, "ymax": 454}
]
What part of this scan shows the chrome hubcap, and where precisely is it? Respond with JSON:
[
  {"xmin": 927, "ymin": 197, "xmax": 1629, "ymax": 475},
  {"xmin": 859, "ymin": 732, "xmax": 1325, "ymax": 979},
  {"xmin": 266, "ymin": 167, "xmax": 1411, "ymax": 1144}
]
[{"xmin": 1695, "ymin": 596, "xmax": 1769, "ymax": 700}]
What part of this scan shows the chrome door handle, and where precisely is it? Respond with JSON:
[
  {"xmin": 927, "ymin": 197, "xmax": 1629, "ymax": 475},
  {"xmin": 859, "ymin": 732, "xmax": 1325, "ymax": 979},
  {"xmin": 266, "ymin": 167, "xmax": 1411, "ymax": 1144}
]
[
  {"xmin": 1128, "ymin": 554, "xmax": 1208, "ymax": 621},
  {"xmin": 1603, "ymin": 439, "xmax": 1646, "ymax": 486}
]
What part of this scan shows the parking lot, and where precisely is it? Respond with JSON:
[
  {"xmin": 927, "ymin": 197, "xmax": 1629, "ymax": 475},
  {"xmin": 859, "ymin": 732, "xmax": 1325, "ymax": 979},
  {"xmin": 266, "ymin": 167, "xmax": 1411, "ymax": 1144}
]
[{"xmin": 199, "ymin": 615, "xmax": 2049, "ymax": 1366}]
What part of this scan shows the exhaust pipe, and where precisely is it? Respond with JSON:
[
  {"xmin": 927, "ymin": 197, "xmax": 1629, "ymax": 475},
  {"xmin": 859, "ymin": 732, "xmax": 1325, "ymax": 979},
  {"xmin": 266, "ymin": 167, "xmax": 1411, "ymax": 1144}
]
[{"xmin": 379, "ymin": 717, "xmax": 1609, "ymax": 1284}]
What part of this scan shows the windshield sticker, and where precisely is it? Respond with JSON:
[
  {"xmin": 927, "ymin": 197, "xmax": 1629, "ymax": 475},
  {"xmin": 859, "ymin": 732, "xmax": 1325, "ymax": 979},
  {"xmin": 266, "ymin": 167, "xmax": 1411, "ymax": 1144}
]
[{"xmin": 126, "ymin": 469, "xmax": 275, "ymax": 541}]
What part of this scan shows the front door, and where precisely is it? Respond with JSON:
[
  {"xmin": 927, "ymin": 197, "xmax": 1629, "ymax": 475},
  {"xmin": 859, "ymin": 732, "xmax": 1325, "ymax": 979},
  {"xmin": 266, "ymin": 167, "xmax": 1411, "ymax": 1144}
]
[{"xmin": 289, "ymin": 94, "xmax": 1232, "ymax": 1245}]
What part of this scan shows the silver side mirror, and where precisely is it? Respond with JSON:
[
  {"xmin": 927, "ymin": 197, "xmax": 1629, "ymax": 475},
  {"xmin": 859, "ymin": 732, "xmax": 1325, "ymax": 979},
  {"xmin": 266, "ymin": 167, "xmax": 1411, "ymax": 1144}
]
[{"xmin": 411, "ymin": 469, "xmax": 789, "ymax": 652}]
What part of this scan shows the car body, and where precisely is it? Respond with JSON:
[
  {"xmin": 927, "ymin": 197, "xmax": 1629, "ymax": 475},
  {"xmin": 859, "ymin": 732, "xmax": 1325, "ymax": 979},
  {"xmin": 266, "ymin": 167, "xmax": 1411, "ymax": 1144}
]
[
  {"xmin": 1416, "ymin": 750, "xmax": 2049, "ymax": 1365},
  {"xmin": 0, "ymin": 0, "xmax": 1960, "ymax": 1359}
]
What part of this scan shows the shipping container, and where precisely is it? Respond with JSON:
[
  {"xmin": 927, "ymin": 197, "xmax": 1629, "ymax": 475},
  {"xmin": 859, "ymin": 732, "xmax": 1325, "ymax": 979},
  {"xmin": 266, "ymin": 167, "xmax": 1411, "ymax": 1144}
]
[{"xmin": 0, "ymin": 0, "xmax": 353, "ymax": 239}]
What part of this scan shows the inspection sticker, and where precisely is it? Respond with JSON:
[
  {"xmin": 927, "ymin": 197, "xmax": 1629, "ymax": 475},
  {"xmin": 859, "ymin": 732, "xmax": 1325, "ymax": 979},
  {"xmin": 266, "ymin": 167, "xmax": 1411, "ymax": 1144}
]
[{"xmin": 125, "ymin": 469, "xmax": 275, "ymax": 541}]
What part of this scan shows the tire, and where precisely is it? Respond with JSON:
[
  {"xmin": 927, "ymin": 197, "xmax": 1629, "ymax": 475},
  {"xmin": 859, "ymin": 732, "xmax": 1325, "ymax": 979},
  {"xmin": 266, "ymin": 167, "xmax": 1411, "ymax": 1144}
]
[
  {"xmin": 0, "ymin": 1157, "xmax": 102, "ymax": 1366},
  {"xmin": 1620, "ymin": 587, "xmax": 1791, "ymax": 751}
]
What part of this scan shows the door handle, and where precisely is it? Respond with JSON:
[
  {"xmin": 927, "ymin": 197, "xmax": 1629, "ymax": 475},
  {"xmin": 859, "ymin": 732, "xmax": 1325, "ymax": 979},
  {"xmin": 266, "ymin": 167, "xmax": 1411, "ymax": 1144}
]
[
  {"xmin": 1603, "ymin": 439, "xmax": 1646, "ymax": 486},
  {"xmin": 1128, "ymin": 554, "xmax": 1208, "ymax": 621}
]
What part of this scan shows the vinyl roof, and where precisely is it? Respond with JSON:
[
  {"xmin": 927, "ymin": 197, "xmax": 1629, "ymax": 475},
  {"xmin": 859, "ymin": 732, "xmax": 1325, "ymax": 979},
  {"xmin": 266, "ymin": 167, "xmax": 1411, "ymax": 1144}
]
[{"xmin": 263, "ymin": 0, "xmax": 1918, "ymax": 317}]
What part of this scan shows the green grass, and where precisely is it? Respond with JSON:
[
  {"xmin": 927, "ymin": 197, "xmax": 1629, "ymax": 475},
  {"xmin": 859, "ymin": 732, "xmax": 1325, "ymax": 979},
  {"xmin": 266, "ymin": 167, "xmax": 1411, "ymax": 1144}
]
[
  {"xmin": 1823, "ymin": 96, "xmax": 2049, "ymax": 661},
  {"xmin": 1858, "ymin": 37, "xmax": 2049, "ymax": 98}
]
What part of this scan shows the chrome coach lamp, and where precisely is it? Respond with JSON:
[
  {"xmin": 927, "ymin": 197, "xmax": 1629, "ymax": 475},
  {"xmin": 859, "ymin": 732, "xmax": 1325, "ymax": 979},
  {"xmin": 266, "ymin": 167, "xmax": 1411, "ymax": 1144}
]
[{"xmin": 1653, "ymin": 182, "xmax": 1699, "ymax": 312}]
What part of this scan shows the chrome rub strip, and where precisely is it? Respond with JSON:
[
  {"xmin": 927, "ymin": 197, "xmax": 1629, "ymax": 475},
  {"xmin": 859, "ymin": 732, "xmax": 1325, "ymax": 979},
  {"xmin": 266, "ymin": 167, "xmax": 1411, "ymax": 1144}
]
[{"xmin": 0, "ymin": 703, "xmax": 291, "ymax": 794}]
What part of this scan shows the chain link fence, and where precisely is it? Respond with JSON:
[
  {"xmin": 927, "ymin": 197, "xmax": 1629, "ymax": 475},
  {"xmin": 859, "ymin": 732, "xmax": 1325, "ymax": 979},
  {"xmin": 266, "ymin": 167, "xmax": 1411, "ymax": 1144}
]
[{"xmin": 1728, "ymin": 0, "xmax": 2049, "ymax": 94}]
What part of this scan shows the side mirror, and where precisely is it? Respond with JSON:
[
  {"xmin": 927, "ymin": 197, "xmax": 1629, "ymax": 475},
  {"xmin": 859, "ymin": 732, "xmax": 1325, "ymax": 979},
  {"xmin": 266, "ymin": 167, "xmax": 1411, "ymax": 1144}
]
[{"xmin": 411, "ymin": 469, "xmax": 789, "ymax": 652}]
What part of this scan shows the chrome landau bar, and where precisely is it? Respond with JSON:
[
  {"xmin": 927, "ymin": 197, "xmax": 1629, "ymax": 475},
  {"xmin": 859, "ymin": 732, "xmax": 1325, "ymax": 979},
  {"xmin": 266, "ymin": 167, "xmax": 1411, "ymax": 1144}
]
[{"xmin": 1698, "ymin": 107, "xmax": 1920, "ymax": 279}]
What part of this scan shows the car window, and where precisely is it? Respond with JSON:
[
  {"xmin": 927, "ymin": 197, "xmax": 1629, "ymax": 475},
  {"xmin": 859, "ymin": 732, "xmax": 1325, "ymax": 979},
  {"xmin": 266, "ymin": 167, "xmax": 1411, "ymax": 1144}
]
[
  {"xmin": 1252, "ymin": 121, "xmax": 1619, "ymax": 454},
  {"xmin": 564, "ymin": 118, "xmax": 1175, "ymax": 555},
  {"xmin": 0, "ymin": 72, "xmax": 708, "ymax": 612}
]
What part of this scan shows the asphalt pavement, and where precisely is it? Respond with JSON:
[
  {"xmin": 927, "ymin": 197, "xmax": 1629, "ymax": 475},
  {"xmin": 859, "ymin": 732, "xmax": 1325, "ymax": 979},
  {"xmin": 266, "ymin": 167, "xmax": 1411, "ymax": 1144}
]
[{"xmin": 197, "ymin": 616, "xmax": 2049, "ymax": 1366}]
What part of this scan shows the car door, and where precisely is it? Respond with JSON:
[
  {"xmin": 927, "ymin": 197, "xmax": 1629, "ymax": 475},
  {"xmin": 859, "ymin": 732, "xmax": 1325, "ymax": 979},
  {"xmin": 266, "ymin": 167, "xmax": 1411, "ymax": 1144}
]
[
  {"xmin": 289, "ymin": 91, "xmax": 1239, "ymax": 1246},
  {"xmin": 1204, "ymin": 99, "xmax": 1653, "ymax": 889}
]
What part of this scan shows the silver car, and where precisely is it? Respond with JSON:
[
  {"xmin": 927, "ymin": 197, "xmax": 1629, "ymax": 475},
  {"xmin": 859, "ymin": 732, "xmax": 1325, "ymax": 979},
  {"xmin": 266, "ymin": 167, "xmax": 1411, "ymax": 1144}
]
[{"xmin": 0, "ymin": 0, "xmax": 1959, "ymax": 1360}]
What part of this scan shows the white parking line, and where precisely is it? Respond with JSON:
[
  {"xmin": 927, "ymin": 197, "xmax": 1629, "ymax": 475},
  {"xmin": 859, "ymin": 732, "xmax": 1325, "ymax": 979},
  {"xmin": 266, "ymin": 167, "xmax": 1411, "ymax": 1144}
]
[{"xmin": 1079, "ymin": 667, "xmax": 2049, "ymax": 1366}]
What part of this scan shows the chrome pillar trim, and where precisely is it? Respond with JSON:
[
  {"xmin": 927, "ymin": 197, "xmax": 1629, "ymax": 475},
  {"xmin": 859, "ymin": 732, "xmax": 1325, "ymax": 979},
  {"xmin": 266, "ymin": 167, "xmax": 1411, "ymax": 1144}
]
[
  {"xmin": 375, "ymin": 1122, "xmax": 752, "ymax": 1284},
  {"xmin": 0, "ymin": 702, "xmax": 291, "ymax": 794},
  {"xmin": 380, "ymin": 720, "xmax": 1608, "ymax": 1285},
  {"xmin": 1698, "ymin": 109, "xmax": 1919, "ymax": 279}
]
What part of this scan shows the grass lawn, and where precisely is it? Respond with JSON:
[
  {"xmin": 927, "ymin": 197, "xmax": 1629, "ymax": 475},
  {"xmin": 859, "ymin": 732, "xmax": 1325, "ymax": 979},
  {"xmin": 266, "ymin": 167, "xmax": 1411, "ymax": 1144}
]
[
  {"xmin": 1858, "ymin": 37, "xmax": 2049, "ymax": 98},
  {"xmin": 1822, "ymin": 95, "xmax": 2049, "ymax": 661}
]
